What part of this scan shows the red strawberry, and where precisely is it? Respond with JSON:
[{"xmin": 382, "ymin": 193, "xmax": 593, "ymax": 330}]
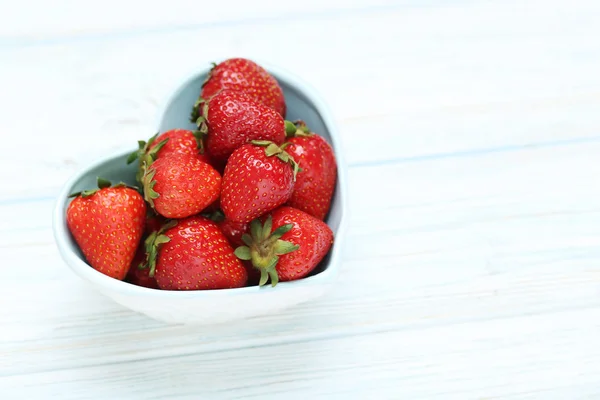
[
  {"xmin": 144, "ymin": 211, "xmax": 166, "ymax": 236},
  {"xmin": 203, "ymin": 210, "xmax": 258, "ymax": 285},
  {"xmin": 200, "ymin": 198, "xmax": 221, "ymax": 216},
  {"xmin": 126, "ymin": 245, "xmax": 159, "ymax": 289},
  {"xmin": 147, "ymin": 129, "xmax": 222, "ymax": 172},
  {"xmin": 127, "ymin": 129, "xmax": 204, "ymax": 161},
  {"xmin": 149, "ymin": 128, "xmax": 216, "ymax": 166},
  {"xmin": 221, "ymin": 141, "xmax": 300, "ymax": 223},
  {"xmin": 285, "ymin": 122, "xmax": 337, "ymax": 220},
  {"xmin": 204, "ymin": 209, "xmax": 248, "ymax": 247},
  {"xmin": 66, "ymin": 178, "xmax": 146, "ymax": 280},
  {"xmin": 193, "ymin": 90, "xmax": 287, "ymax": 162},
  {"xmin": 199, "ymin": 58, "xmax": 286, "ymax": 117},
  {"xmin": 218, "ymin": 218, "xmax": 248, "ymax": 248},
  {"xmin": 234, "ymin": 206, "xmax": 333, "ymax": 286},
  {"xmin": 127, "ymin": 129, "xmax": 214, "ymax": 183},
  {"xmin": 241, "ymin": 260, "xmax": 261, "ymax": 287},
  {"xmin": 144, "ymin": 217, "xmax": 248, "ymax": 290},
  {"xmin": 142, "ymin": 154, "xmax": 221, "ymax": 219}
]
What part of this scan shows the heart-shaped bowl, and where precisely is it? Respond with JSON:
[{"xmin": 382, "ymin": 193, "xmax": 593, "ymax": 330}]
[{"xmin": 52, "ymin": 62, "xmax": 348, "ymax": 325}]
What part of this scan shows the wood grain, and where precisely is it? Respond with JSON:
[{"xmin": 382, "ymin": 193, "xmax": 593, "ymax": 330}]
[{"xmin": 1, "ymin": 0, "xmax": 600, "ymax": 398}]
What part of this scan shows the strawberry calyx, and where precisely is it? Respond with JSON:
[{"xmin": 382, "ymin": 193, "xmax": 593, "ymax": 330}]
[
  {"xmin": 200, "ymin": 61, "xmax": 218, "ymax": 89},
  {"xmin": 233, "ymin": 215, "xmax": 299, "ymax": 287},
  {"xmin": 189, "ymin": 98, "xmax": 202, "ymax": 123},
  {"xmin": 190, "ymin": 98, "xmax": 209, "ymax": 153},
  {"xmin": 141, "ymin": 219, "xmax": 177, "ymax": 277},
  {"xmin": 126, "ymin": 132, "xmax": 169, "ymax": 165},
  {"xmin": 191, "ymin": 60, "xmax": 218, "ymax": 122},
  {"xmin": 126, "ymin": 132, "xmax": 169, "ymax": 184},
  {"xmin": 141, "ymin": 166, "xmax": 159, "ymax": 209},
  {"xmin": 284, "ymin": 120, "xmax": 312, "ymax": 138},
  {"xmin": 250, "ymin": 140, "xmax": 302, "ymax": 180},
  {"xmin": 68, "ymin": 177, "xmax": 136, "ymax": 198}
]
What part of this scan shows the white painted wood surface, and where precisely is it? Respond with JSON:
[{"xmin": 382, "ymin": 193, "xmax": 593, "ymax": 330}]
[{"xmin": 2, "ymin": 0, "xmax": 600, "ymax": 398}]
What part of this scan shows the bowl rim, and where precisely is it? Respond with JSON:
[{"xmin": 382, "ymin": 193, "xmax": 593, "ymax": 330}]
[{"xmin": 52, "ymin": 61, "xmax": 348, "ymax": 298}]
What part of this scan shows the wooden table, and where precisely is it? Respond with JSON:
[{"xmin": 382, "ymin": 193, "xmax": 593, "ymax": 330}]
[{"xmin": 2, "ymin": 1, "xmax": 600, "ymax": 398}]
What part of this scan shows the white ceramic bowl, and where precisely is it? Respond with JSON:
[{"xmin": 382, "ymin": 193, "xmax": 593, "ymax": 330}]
[{"xmin": 52, "ymin": 62, "xmax": 348, "ymax": 325}]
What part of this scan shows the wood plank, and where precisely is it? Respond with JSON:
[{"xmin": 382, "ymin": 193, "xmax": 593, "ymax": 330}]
[
  {"xmin": 2, "ymin": 1, "xmax": 600, "ymax": 395},
  {"xmin": 1, "ymin": 1, "xmax": 599, "ymax": 198},
  {"xmin": 2, "ymin": 142, "xmax": 600, "ymax": 375},
  {"xmin": 2, "ymin": 307, "xmax": 600, "ymax": 398},
  {"xmin": 0, "ymin": 0, "xmax": 402, "ymax": 40}
]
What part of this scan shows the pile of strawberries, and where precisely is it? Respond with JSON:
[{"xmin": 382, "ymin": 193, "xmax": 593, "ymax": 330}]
[{"xmin": 66, "ymin": 58, "xmax": 337, "ymax": 291}]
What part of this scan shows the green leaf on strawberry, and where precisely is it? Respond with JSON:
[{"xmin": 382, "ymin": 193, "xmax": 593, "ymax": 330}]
[
  {"xmin": 142, "ymin": 219, "xmax": 178, "ymax": 277},
  {"xmin": 68, "ymin": 177, "xmax": 136, "ymax": 198},
  {"xmin": 234, "ymin": 215, "xmax": 299, "ymax": 287},
  {"xmin": 126, "ymin": 132, "xmax": 169, "ymax": 185},
  {"xmin": 250, "ymin": 140, "xmax": 302, "ymax": 180},
  {"xmin": 141, "ymin": 168, "xmax": 160, "ymax": 208}
]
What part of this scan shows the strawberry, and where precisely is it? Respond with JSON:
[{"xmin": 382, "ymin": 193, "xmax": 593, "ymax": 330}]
[
  {"xmin": 129, "ymin": 212, "xmax": 163, "ymax": 289},
  {"xmin": 150, "ymin": 129, "xmax": 216, "ymax": 165},
  {"xmin": 234, "ymin": 206, "xmax": 333, "ymax": 286},
  {"xmin": 66, "ymin": 177, "xmax": 146, "ymax": 280},
  {"xmin": 142, "ymin": 154, "xmax": 221, "ymax": 219},
  {"xmin": 203, "ymin": 209, "xmax": 259, "ymax": 284},
  {"xmin": 144, "ymin": 210, "xmax": 166, "ymax": 236},
  {"xmin": 221, "ymin": 140, "xmax": 300, "ymax": 223},
  {"xmin": 204, "ymin": 209, "xmax": 248, "ymax": 247},
  {"xmin": 149, "ymin": 129, "xmax": 202, "ymax": 158},
  {"xmin": 127, "ymin": 129, "xmax": 213, "ymax": 183},
  {"xmin": 284, "ymin": 121, "xmax": 337, "ymax": 220},
  {"xmin": 197, "ymin": 58, "xmax": 286, "ymax": 117},
  {"xmin": 144, "ymin": 217, "xmax": 248, "ymax": 290},
  {"xmin": 192, "ymin": 90, "xmax": 288, "ymax": 162},
  {"xmin": 240, "ymin": 260, "xmax": 261, "ymax": 287},
  {"xmin": 126, "ymin": 245, "xmax": 159, "ymax": 289},
  {"xmin": 218, "ymin": 218, "xmax": 249, "ymax": 248}
]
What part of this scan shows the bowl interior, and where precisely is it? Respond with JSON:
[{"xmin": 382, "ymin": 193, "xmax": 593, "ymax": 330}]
[{"xmin": 59, "ymin": 67, "xmax": 344, "ymax": 285}]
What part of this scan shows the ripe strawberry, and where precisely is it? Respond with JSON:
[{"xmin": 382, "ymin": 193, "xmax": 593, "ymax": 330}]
[
  {"xmin": 144, "ymin": 217, "xmax": 248, "ymax": 290},
  {"xmin": 218, "ymin": 218, "xmax": 249, "ymax": 248},
  {"xmin": 66, "ymin": 178, "xmax": 146, "ymax": 280},
  {"xmin": 234, "ymin": 206, "xmax": 333, "ymax": 286},
  {"xmin": 197, "ymin": 58, "xmax": 286, "ymax": 117},
  {"xmin": 127, "ymin": 129, "xmax": 213, "ymax": 183},
  {"xmin": 144, "ymin": 210, "xmax": 166, "ymax": 236},
  {"xmin": 142, "ymin": 154, "xmax": 221, "ymax": 219},
  {"xmin": 221, "ymin": 141, "xmax": 300, "ymax": 223},
  {"xmin": 284, "ymin": 121, "xmax": 337, "ymax": 220},
  {"xmin": 192, "ymin": 90, "xmax": 287, "ymax": 162},
  {"xmin": 126, "ymin": 245, "xmax": 159, "ymax": 289},
  {"xmin": 203, "ymin": 209, "xmax": 258, "ymax": 284},
  {"xmin": 240, "ymin": 260, "xmax": 261, "ymax": 287},
  {"xmin": 204, "ymin": 209, "xmax": 248, "ymax": 247}
]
